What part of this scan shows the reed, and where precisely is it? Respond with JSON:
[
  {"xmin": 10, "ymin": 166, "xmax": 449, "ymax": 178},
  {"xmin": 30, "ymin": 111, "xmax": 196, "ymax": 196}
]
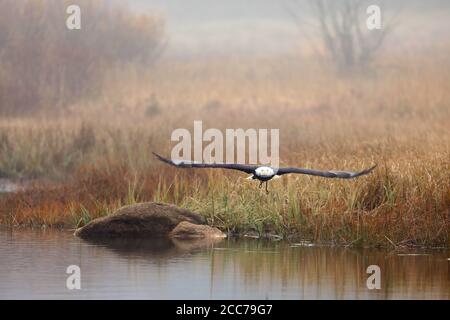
[{"xmin": 0, "ymin": 51, "xmax": 448, "ymax": 248}]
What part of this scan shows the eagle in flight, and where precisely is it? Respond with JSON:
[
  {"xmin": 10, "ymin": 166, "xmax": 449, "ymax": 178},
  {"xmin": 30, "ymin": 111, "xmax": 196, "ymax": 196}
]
[{"xmin": 153, "ymin": 152, "xmax": 376, "ymax": 193}]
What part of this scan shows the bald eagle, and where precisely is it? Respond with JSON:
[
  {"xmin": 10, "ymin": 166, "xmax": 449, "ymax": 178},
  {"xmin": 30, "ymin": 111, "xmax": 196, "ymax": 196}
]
[{"xmin": 153, "ymin": 152, "xmax": 376, "ymax": 193}]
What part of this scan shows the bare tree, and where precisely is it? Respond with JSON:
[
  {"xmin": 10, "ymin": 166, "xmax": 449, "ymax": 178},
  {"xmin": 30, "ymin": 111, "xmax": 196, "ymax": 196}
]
[{"xmin": 288, "ymin": 0, "xmax": 399, "ymax": 74}]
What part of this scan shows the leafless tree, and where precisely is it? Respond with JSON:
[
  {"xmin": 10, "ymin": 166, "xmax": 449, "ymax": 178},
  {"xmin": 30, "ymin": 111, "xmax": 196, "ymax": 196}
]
[{"xmin": 287, "ymin": 0, "xmax": 399, "ymax": 74}]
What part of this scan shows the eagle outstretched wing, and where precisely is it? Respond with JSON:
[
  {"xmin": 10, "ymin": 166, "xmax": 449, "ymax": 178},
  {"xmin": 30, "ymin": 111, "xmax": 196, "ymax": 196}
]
[
  {"xmin": 276, "ymin": 164, "xmax": 377, "ymax": 179},
  {"xmin": 152, "ymin": 152, "xmax": 257, "ymax": 174},
  {"xmin": 154, "ymin": 152, "xmax": 376, "ymax": 179}
]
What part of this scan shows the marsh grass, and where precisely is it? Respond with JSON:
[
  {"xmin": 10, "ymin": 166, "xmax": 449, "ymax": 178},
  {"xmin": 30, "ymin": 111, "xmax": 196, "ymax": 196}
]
[{"xmin": 0, "ymin": 54, "xmax": 449, "ymax": 247}]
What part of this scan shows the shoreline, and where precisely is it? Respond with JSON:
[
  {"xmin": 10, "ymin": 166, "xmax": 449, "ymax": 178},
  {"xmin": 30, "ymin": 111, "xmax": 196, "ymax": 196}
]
[
  {"xmin": 1, "ymin": 172, "xmax": 448, "ymax": 250},
  {"xmin": 1, "ymin": 224, "xmax": 448, "ymax": 250}
]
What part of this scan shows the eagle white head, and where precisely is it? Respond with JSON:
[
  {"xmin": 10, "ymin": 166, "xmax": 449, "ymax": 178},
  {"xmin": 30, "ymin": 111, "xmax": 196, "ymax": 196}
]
[{"xmin": 255, "ymin": 166, "xmax": 275, "ymax": 178}]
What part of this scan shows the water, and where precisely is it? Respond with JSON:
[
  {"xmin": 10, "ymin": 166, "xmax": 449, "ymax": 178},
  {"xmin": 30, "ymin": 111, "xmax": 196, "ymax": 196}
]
[
  {"xmin": 0, "ymin": 229, "xmax": 448, "ymax": 299},
  {"xmin": 0, "ymin": 179, "xmax": 22, "ymax": 193}
]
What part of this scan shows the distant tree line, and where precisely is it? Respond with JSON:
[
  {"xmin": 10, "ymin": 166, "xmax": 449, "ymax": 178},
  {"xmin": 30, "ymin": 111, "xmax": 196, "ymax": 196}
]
[{"xmin": 0, "ymin": 0, "xmax": 164, "ymax": 115}]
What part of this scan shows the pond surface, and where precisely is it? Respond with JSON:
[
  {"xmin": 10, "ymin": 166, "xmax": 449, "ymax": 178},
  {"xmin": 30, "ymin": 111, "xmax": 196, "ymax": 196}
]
[
  {"xmin": 0, "ymin": 179, "xmax": 22, "ymax": 193},
  {"xmin": 0, "ymin": 229, "xmax": 448, "ymax": 299}
]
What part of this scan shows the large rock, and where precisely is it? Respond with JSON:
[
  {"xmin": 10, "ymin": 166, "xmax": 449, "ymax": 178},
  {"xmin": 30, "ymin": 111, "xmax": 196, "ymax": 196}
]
[
  {"xmin": 74, "ymin": 202, "xmax": 205, "ymax": 239},
  {"xmin": 169, "ymin": 221, "xmax": 227, "ymax": 239}
]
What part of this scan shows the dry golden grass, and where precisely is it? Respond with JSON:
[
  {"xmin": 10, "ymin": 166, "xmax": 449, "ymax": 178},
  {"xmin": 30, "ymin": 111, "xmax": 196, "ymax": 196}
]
[{"xmin": 0, "ymin": 52, "xmax": 449, "ymax": 247}]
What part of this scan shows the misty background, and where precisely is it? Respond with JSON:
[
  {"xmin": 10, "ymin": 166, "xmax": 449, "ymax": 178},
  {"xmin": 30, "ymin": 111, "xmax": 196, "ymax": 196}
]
[
  {"xmin": 0, "ymin": 1, "xmax": 448, "ymax": 244},
  {"xmin": 127, "ymin": 0, "xmax": 450, "ymax": 58},
  {"xmin": 0, "ymin": 0, "xmax": 449, "ymax": 115}
]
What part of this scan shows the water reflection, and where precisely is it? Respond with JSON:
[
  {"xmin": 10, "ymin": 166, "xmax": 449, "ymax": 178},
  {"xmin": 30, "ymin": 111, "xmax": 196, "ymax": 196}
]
[
  {"xmin": 0, "ymin": 179, "xmax": 23, "ymax": 193},
  {"xmin": 208, "ymin": 240, "xmax": 449, "ymax": 299},
  {"xmin": 0, "ymin": 229, "xmax": 448, "ymax": 299},
  {"xmin": 84, "ymin": 236, "xmax": 224, "ymax": 258}
]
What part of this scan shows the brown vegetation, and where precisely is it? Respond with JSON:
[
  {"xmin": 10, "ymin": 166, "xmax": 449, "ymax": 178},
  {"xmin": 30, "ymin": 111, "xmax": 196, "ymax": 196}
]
[
  {"xmin": 0, "ymin": 2, "xmax": 448, "ymax": 248},
  {"xmin": 0, "ymin": 52, "xmax": 449, "ymax": 247},
  {"xmin": 0, "ymin": 0, "xmax": 163, "ymax": 115}
]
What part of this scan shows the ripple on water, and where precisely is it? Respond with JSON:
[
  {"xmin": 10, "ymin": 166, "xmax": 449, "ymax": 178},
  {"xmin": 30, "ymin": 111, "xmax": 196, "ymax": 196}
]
[
  {"xmin": 0, "ymin": 229, "xmax": 448, "ymax": 299},
  {"xmin": 0, "ymin": 179, "xmax": 22, "ymax": 193}
]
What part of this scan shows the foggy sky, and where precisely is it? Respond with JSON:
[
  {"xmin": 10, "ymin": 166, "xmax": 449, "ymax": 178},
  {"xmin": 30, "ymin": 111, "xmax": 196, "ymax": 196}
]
[{"xmin": 123, "ymin": 0, "xmax": 450, "ymax": 58}]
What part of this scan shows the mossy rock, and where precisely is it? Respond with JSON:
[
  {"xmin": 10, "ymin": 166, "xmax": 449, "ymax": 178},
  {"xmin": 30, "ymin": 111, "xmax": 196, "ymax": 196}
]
[{"xmin": 74, "ymin": 202, "xmax": 205, "ymax": 239}]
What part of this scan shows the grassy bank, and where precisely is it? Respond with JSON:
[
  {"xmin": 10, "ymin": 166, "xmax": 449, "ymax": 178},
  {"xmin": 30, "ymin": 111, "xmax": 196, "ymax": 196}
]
[{"xmin": 0, "ymin": 54, "xmax": 449, "ymax": 247}]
